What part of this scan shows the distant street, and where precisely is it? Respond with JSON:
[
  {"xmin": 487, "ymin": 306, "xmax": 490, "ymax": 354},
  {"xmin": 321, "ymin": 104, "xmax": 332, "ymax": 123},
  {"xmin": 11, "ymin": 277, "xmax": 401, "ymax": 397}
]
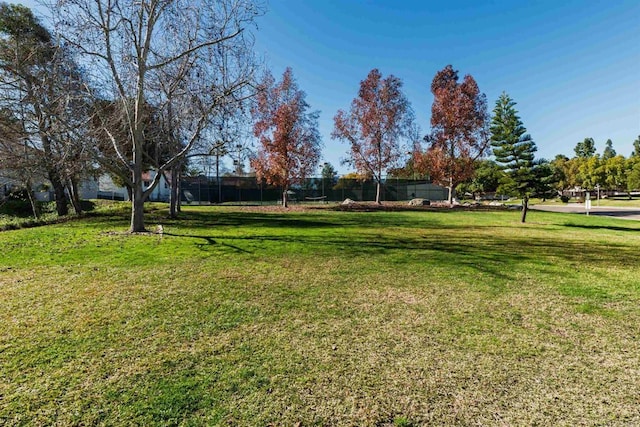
[{"xmin": 531, "ymin": 203, "xmax": 640, "ymax": 220}]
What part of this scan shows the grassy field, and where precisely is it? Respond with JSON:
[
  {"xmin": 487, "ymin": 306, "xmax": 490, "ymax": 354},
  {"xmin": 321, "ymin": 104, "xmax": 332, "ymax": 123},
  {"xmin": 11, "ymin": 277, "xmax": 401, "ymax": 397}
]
[{"xmin": 1, "ymin": 203, "xmax": 640, "ymax": 426}]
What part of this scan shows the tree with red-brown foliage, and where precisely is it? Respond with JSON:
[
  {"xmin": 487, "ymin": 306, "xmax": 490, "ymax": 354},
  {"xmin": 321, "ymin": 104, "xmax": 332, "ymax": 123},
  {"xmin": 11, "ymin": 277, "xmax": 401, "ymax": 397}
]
[
  {"xmin": 332, "ymin": 69, "xmax": 413, "ymax": 204},
  {"xmin": 417, "ymin": 65, "xmax": 489, "ymax": 204},
  {"xmin": 251, "ymin": 67, "xmax": 322, "ymax": 208}
]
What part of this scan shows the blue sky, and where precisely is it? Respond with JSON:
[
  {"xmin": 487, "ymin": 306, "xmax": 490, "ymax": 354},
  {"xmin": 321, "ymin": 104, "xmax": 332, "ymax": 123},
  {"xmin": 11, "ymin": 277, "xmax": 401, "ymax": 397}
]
[
  {"xmin": 253, "ymin": 0, "xmax": 640, "ymax": 173},
  {"xmin": 20, "ymin": 0, "xmax": 640, "ymax": 175}
]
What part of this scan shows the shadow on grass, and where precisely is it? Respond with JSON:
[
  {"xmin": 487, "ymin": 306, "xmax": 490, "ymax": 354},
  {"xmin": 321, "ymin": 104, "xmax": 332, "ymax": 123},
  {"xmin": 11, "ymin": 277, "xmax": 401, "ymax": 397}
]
[
  {"xmin": 163, "ymin": 232, "xmax": 252, "ymax": 254},
  {"xmin": 88, "ymin": 204, "xmax": 504, "ymax": 231},
  {"xmin": 151, "ymin": 210, "xmax": 333, "ymax": 230},
  {"xmin": 161, "ymin": 228, "xmax": 638, "ymax": 284},
  {"xmin": 85, "ymin": 207, "xmax": 639, "ymax": 280},
  {"xmin": 166, "ymin": 209, "xmax": 461, "ymax": 231},
  {"xmin": 564, "ymin": 223, "xmax": 640, "ymax": 232}
]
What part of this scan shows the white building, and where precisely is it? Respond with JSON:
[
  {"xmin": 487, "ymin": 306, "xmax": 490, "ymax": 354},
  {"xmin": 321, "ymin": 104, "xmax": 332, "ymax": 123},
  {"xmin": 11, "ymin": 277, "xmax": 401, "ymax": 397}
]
[{"xmin": 95, "ymin": 171, "xmax": 171, "ymax": 202}]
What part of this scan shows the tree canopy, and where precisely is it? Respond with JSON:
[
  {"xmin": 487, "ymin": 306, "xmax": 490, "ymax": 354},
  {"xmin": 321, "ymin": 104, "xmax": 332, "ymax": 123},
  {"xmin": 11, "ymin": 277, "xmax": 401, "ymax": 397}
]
[
  {"xmin": 251, "ymin": 67, "xmax": 321, "ymax": 207},
  {"xmin": 602, "ymin": 139, "xmax": 616, "ymax": 160},
  {"xmin": 332, "ymin": 68, "xmax": 414, "ymax": 204},
  {"xmin": 574, "ymin": 137, "xmax": 596, "ymax": 158},
  {"xmin": 418, "ymin": 65, "xmax": 489, "ymax": 204},
  {"xmin": 0, "ymin": 2, "xmax": 90, "ymax": 216}
]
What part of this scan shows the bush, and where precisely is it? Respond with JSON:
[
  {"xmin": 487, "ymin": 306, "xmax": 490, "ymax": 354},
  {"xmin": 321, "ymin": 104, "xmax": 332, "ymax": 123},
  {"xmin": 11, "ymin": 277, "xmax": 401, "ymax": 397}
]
[
  {"xmin": 74, "ymin": 200, "xmax": 96, "ymax": 213},
  {"xmin": 560, "ymin": 195, "xmax": 570, "ymax": 203},
  {"xmin": 5, "ymin": 188, "xmax": 31, "ymax": 202},
  {"xmin": 0, "ymin": 198, "xmax": 57, "ymax": 218},
  {"xmin": 0, "ymin": 199, "xmax": 35, "ymax": 217}
]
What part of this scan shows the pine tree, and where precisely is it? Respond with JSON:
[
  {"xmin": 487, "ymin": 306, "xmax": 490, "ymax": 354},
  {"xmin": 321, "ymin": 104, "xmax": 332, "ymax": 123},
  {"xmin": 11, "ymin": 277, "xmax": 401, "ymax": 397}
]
[
  {"xmin": 602, "ymin": 139, "xmax": 616, "ymax": 160},
  {"xmin": 631, "ymin": 135, "xmax": 640, "ymax": 157},
  {"xmin": 574, "ymin": 137, "xmax": 596, "ymax": 158},
  {"xmin": 490, "ymin": 92, "xmax": 538, "ymax": 223}
]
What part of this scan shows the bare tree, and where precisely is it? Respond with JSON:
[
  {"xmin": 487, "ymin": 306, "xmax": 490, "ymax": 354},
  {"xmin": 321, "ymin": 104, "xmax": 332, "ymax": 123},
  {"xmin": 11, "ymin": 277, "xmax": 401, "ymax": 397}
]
[
  {"xmin": 0, "ymin": 3, "xmax": 91, "ymax": 216},
  {"xmin": 51, "ymin": 0, "xmax": 262, "ymax": 231},
  {"xmin": 0, "ymin": 109, "xmax": 44, "ymax": 217},
  {"xmin": 184, "ymin": 101, "xmax": 252, "ymax": 210}
]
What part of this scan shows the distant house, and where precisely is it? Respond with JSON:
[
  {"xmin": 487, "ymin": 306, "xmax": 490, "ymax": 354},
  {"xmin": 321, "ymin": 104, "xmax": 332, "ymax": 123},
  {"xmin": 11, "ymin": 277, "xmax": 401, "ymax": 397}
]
[
  {"xmin": 142, "ymin": 171, "xmax": 171, "ymax": 202},
  {"xmin": 0, "ymin": 168, "xmax": 51, "ymax": 201},
  {"xmin": 96, "ymin": 171, "xmax": 171, "ymax": 202},
  {"xmin": 78, "ymin": 177, "xmax": 99, "ymax": 200},
  {"xmin": 97, "ymin": 175, "xmax": 129, "ymax": 201}
]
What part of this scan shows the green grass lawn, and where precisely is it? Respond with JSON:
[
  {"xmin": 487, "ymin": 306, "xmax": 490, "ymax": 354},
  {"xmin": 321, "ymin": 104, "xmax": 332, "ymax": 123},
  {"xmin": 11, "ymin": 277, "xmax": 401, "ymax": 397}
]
[{"xmin": 1, "ymin": 204, "xmax": 640, "ymax": 426}]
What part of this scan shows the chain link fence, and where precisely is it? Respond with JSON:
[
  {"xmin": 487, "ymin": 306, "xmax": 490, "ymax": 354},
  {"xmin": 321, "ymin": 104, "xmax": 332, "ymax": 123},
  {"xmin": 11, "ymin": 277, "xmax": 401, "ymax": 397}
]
[{"xmin": 179, "ymin": 176, "xmax": 448, "ymax": 204}]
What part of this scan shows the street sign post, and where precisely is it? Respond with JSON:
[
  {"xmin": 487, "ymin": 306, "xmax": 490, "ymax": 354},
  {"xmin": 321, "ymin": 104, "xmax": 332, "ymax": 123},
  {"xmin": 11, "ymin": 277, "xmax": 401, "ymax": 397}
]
[{"xmin": 585, "ymin": 192, "xmax": 591, "ymax": 215}]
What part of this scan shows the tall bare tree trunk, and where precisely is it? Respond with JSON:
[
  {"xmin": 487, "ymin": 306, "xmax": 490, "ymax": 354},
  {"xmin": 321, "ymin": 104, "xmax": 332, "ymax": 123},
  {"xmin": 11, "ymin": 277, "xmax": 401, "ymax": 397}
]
[
  {"xmin": 176, "ymin": 173, "xmax": 182, "ymax": 213},
  {"xmin": 169, "ymin": 167, "xmax": 179, "ymax": 218},
  {"xmin": 50, "ymin": 171, "xmax": 69, "ymax": 216},
  {"xmin": 130, "ymin": 185, "xmax": 146, "ymax": 232},
  {"xmin": 521, "ymin": 196, "xmax": 529, "ymax": 223},
  {"xmin": 216, "ymin": 154, "xmax": 221, "ymax": 203},
  {"xmin": 282, "ymin": 189, "xmax": 288, "ymax": 208},
  {"xmin": 447, "ymin": 175, "xmax": 454, "ymax": 205},
  {"xmin": 130, "ymin": 155, "xmax": 146, "ymax": 232},
  {"xmin": 25, "ymin": 179, "xmax": 39, "ymax": 219},
  {"xmin": 42, "ymin": 132, "xmax": 69, "ymax": 216},
  {"xmin": 69, "ymin": 178, "xmax": 83, "ymax": 215},
  {"xmin": 375, "ymin": 181, "xmax": 381, "ymax": 204},
  {"xmin": 34, "ymin": 97, "xmax": 69, "ymax": 216}
]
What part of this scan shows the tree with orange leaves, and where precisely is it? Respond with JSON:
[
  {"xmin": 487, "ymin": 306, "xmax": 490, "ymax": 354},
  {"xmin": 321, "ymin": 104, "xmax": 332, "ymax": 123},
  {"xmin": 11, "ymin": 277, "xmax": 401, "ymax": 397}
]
[
  {"xmin": 332, "ymin": 69, "xmax": 413, "ymax": 204},
  {"xmin": 251, "ymin": 67, "xmax": 322, "ymax": 207},
  {"xmin": 417, "ymin": 65, "xmax": 489, "ymax": 204}
]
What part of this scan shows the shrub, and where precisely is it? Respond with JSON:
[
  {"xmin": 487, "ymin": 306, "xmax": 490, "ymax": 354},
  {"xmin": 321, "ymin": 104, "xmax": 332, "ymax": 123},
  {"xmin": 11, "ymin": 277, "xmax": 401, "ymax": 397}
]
[
  {"xmin": 5, "ymin": 188, "xmax": 31, "ymax": 201},
  {"xmin": 0, "ymin": 199, "xmax": 35, "ymax": 217},
  {"xmin": 560, "ymin": 195, "xmax": 570, "ymax": 203}
]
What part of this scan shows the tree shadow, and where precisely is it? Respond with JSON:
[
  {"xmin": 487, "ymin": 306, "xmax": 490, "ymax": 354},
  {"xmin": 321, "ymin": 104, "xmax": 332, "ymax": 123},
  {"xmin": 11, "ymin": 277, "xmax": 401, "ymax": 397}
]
[
  {"xmin": 163, "ymin": 232, "xmax": 252, "ymax": 254},
  {"xmin": 166, "ymin": 210, "xmax": 343, "ymax": 230},
  {"xmin": 589, "ymin": 210, "xmax": 640, "ymax": 218},
  {"xmin": 159, "ymin": 226, "xmax": 639, "ymax": 283},
  {"xmin": 93, "ymin": 207, "xmax": 640, "ymax": 281},
  {"xmin": 564, "ymin": 223, "xmax": 640, "ymax": 232}
]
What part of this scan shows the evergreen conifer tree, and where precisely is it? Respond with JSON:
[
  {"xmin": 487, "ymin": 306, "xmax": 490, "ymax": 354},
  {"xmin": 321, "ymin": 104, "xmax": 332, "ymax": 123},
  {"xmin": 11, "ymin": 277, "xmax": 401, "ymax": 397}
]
[
  {"xmin": 631, "ymin": 136, "xmax": 640, "ymax": 157},
  {"xmin": 602, "ymin": 139, "xmax": 616, "ymax": 160},
  {"xmin": 490, "ymin": 92, "xmax": 538, "ymax": 222}
]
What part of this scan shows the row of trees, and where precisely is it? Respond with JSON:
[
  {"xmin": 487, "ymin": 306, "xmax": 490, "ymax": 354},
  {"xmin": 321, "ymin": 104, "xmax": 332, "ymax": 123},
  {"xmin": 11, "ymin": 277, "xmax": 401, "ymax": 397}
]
[
  {"xmin": 455, "ymin": 135, "xmax": 640, "ymax": 208},
  {"xmin": 328, "ymin": 65, "xmax": 489, "ymax": 205},
  {"xmin": 329, "ymin": 65, "xmax": 539, "ymax": 218},
  {"xmin": 550, "ymin": 137, "xmax": 640, "ymax": 195},
  {"xmin": 250, "ymin": 65, "xmax": 490, "ymax": 208},
  {"xmin": 1, "ymin": 1, "xmax": 637, "ymax": 229},
  {"xmin": 0, "ymin": 1, "xmax": 261, "ymax": 231}
]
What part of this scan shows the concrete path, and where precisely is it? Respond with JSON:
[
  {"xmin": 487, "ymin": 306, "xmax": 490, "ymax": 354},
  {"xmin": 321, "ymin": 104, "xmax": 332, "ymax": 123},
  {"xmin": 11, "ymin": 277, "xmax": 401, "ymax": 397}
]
[{"xmin": 531, "ymin": 203, "xmax": 640, "ymax": 220}]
